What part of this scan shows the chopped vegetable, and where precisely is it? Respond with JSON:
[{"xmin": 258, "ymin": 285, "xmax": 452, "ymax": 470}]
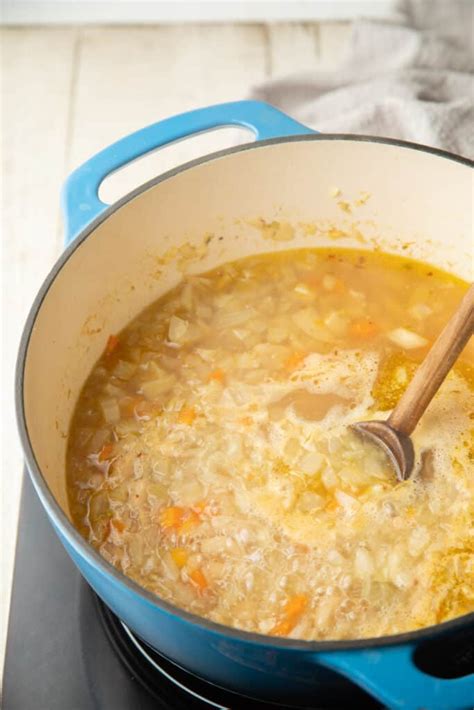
[
  {"xmin": 159, "ymin": 506, "xmax": 185, "ymax": 531},
  {"xmin": 208, "ymin": 369, "xmax": 225, "ymax": 383},
  {"xmin": 100, "ymin": 398, "xmax": 120, "ymax": 424},
  {"xmin": 189, "ymin": 568, "xmax": 208, "ymax": 592},
  {"xmin": 270, "ymin": 595, "xmax": 308, "ymax": 636},
  {"xmin": 283, "ymin": 351, "xmax": 307, "ymax": 372},
  {"xmin": 388, "ymin": 327, "xmax": 428, "ymax": 349},
  {"xmin": 170, "ymin": 548, "xmax": 188, "ymax": 568},
  {"xmin": 168, "ymin": 315, "xmax": 189, "ymax": 343},
  {"xmin": 284, "ymin": 594, "xmax": 308, "ymax": 617},
  {"xmin": 294, "ymin": 283, "xmax": 313, "ymax": 296},
  {"xmin": 113, "ymin": 359, "xmax": 136, "ymax": 380},
  {"xmin": 141, "ymin": 374, "xmax": 176, "ymax": 400},
  {"xmin": 178, "ymin": 406, "xmax": 197, "ymax": 425},
  {"xmin": 179, "ymin": 510, "xmax": 200, "ymax": 534}
]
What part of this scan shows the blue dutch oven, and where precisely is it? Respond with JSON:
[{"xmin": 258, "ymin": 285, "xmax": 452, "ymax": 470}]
[{"xmin": 16, "ymin": 101, "xmax": 474, "ymax": 709}]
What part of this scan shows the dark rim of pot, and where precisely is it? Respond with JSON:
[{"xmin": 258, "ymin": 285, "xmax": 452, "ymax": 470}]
[{"xmin": 16, "ymin": 133, "xmax": 474, "ymax": 652}]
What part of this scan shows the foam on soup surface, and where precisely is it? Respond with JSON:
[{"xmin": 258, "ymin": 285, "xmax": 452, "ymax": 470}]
[{"xmin": 67, "ymin": 248, "xmax": 473, "ymax": 640}]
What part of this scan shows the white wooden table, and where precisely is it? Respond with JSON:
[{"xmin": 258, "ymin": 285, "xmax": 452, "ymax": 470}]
[{"xmin": 1, "ymin": 21, "xmax": 350, "ymax": 669}]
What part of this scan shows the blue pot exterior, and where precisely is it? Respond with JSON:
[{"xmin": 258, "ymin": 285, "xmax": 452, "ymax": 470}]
[{"xmin": 18, "ymin": 101, "xmax": 474, "ymax": 710}]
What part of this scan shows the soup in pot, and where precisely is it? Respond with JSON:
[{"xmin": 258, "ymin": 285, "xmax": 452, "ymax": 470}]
[{"xmin": 67, "ymin": 248, "xmax": 473, "ymax": 640}]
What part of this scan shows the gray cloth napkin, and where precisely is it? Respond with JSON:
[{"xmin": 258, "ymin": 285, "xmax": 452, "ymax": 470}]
[{"xmin": 252, "ymin": 0, "xmax": 474, "ymax": 158}]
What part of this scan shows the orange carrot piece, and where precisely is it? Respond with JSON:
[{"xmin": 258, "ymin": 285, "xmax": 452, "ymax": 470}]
[
  {"xmin": 283, "ymin": 351, "xmax": 307, "ymax": 372},
  {"xmin": 98, "ymin": 442, "xmax": 114, "ymax": 462},
  {"xmin": 111, "ymin": 518, "xmax": 126, "ymax": 533},
  {"xmin": 270, "ymin": 594, "xmax": 308, "ymax": 636},
  {"xmin": 283, "ymin": 594, "xmax": 308, "ymax": 617},
  {"xmin": 349, "ymin": 317, "xmax": 379, "ymax": 339},
  {"xmin": 159, "ymin": 506, "xmax": 185, "ymax": 531},
  {"xmin": 104, "ymin": 334, "xmax": 120, "ymax": 357},
  {"xmin": 208, "ymin": 368, "xmax": 225, "ymax": 383},
  {"xmin": 269, "ymin": 618, "xmax": 295, "ymax": 637},
  {"xmin": 178, "ymin": 406, "xmax": 197, "ymax": 425},
  {"xmin": 170, "ymin": 547, "xmax": 188, "ymax": 569},
  {"xmin": 189, "ymin": 568, "xmax": 208, "ymax": 592}
]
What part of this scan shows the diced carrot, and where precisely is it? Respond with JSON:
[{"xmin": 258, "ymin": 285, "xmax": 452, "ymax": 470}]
[
  {"xmin": 178, "ymin": 406, "xmax": 197, "ymax": 425},
  {"xmin": 179, "ymin": 510, "xmax": 200, "ymax": 535},
  {"xmin": 170, "ymin": 547, "xmax": 188, "ymax": 569},
  {"xmin": 349, "ymin": 317, "xmax": 379, "ymax": 339},
  {"xmin": 104, "ymin": 334, "xmax": 120, "ymax": 357},
  {"xmin": 269, "ymin": 618, "xmax": 295, "ymax": 637},
  {"xmin": 283, "ymin": 351, "xmax": 307, "ymax": 372},
  {"xmin": 159, "ymin": 506, "xmax": 185, "ymax": 531},
  {"xmin": 270, "ymin": 594, "xmax": 308, "ymax": 636},
  {"xmin": 98, "ymin": 442, "xmax": 114, "ymax": 462},
  {"xmin": 111, "ymin": 518, "xmax": 126, "ymax": 533},
  {"xmin": 189, "ymin": 568, "xmax": 208, "ymax": 592},
  {"xmin": 283, "ymin": 594, "xmax": 308, "ymax": 617},
  {"xmin": 208, "ymin": 369, "xmax": 225, "ymax": 383}
]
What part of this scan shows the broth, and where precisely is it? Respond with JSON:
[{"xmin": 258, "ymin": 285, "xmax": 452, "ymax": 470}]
[{"xmin": 67, "ymin": 248, "xmax": 473, "ymax": 640}]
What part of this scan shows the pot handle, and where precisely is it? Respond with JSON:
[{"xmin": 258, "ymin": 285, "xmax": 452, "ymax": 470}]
[
  {"xmin": 317, "ymin": 644, "xmax": 474, "ymax": 709},
  {"xmin": 61, "ymin": 100, "xmax": 314, "ymax": 244}
]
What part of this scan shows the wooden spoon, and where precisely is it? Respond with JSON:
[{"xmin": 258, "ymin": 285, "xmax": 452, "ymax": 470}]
[{"xmin": 352, "ymin": 284, "xmax": 474, "ymax": 481}]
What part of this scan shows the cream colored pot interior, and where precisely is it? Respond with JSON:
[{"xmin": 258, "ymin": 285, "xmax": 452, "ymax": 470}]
[{"xmin": 23, "ymin": 139, "xmax": 473, "ymax": 515}]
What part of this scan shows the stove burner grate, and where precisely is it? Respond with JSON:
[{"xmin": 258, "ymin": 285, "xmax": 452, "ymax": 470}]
[{"xmin": 95, "ymin": 595, "xmax": 339, "ymax": 709}]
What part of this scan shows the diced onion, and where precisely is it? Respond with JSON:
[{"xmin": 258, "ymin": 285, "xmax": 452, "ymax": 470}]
[
  {"xmin": 168, "ymin": 315, "xmax": 189, "ymax": 343},
  {"xmin": 100, "ymin": 398, "xmax": 120, "ymax": 423},
  {"xmin": 294, "ymin": 283, "xmax": 312, "ymax": 296},
  {"xmin": 113, "ymin": 360, "xmax": 136, "ymax": 380},
  {"xmin": 299, "ymin": 451, "xmax": 324, "ymax": 475},
  {"xmin": 354, "ymin": 548, "xmax": 374, "ymax": 577},
  {"xmin": 141, "ymin": 375, "xmax": 176, "ymax": 399},
  {"xmin": 388, "ymin": 327, "xmax": 428, "ymax": 349}
]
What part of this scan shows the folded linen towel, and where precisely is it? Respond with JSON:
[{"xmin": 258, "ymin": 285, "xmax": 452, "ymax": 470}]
[{"xmin": 252, "ymin": 0, "xmax": 473, "ymax": 158}]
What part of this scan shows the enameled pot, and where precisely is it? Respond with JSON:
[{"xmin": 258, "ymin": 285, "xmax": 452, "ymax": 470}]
[{"xmin": 16, "ymin": 101, "xmax": 474, "ymax": 709}]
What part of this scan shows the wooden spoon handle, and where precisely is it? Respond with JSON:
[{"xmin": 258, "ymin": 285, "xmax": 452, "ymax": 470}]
[{"xmin": 388, "ymin": 284, "xmax": 474, "ymax": 436}]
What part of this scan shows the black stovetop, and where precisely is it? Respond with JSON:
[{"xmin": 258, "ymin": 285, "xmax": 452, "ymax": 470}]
[{"xmin": 4, "ymin": 474, "xmax": 473, "ymax": 710}]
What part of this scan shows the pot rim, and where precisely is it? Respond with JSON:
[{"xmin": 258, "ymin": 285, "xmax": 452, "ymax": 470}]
[{"xmin": 16, "ymin": 133, "xmax": 474, "ymax": 653}]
